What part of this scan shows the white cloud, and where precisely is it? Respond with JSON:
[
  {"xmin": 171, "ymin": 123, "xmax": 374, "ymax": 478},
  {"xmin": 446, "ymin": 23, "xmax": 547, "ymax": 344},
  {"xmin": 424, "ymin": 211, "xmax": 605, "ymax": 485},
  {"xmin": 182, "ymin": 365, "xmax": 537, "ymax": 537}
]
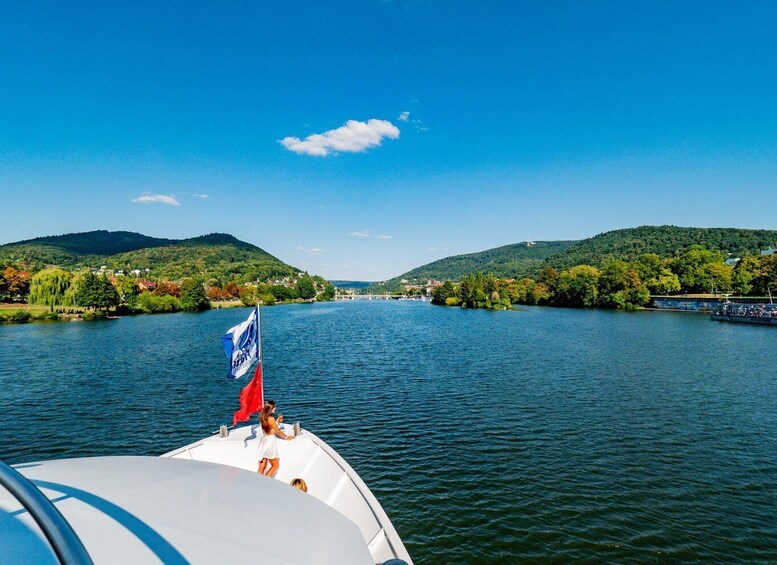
[
  {"xmin": 193, "ymin": 193, "xmax": 209, "ymax": 199},
  {"xmin": 131, "ymin": 194, "xmax": 180, "ymax": 206},
  {"xmin": 398, "ymin": 111, "xmax": 410, "ymax": 122},
  {"xmin": 280, "ymin": 119, "xmax": 400, "ymax": 156},
  {"xmin": 348, "ymin": 231, "xmax": 393, "ymax": 240},
  {"xmin": 297, "ymin": 246, "xmax": 323, "ymax": 256}
]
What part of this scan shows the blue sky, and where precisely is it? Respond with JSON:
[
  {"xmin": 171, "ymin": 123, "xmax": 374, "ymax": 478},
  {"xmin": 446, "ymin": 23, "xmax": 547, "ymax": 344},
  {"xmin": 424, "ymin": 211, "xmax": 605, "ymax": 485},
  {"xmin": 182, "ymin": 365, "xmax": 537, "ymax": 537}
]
[{"xmin": 1, "ymin": 1, "xmax": 776, "ymax": 280}]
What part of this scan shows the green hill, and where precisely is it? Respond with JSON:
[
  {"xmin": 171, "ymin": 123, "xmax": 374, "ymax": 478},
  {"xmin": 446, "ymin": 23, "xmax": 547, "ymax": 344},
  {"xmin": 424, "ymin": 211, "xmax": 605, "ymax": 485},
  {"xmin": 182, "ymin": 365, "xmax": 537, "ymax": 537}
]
[
  {"xmin": 0, "ymin": 231, "xmax": 174, "ymax": 268},
  {"xmin": 0, "ymin": 230, "xmax": 300, "ymax": 283},
  {"xmin": 548, "ymin": 226, "xmax": 777, "ymax": 270},
  {"xmin": 369, "ymin": 225, "xmax": 777, "ymax": 292},
  {"xmin": 368, "ymin": 240, "xmax": 578, "ymax": 293}
]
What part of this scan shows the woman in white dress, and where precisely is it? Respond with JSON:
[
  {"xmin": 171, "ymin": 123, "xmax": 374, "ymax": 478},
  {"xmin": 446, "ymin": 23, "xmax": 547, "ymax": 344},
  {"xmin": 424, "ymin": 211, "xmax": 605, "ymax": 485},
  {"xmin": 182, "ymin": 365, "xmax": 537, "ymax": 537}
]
[{"xmin": 257, "ymin": 400, "xmax": 296, "ymax": 477}]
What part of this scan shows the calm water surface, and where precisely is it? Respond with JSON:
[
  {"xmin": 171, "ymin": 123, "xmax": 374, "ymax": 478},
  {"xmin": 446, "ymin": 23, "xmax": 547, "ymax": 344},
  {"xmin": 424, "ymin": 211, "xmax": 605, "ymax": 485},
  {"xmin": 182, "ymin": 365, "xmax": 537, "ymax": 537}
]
[{"xmin": 1, "ymin": 302, "xmax": 776, "ymax": 563}]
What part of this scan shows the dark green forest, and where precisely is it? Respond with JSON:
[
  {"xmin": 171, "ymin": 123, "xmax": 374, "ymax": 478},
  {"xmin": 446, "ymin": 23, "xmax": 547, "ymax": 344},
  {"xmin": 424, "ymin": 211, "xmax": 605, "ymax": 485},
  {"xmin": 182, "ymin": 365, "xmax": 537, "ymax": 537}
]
[
  {"xmin": 548, "ymin": 226, "xmax": 777, "ymax": 270},
  {"xmin": 372, "ymin": 226, "xmax": 777, "ymax": 294},
  {"xmin": 0, "ymin": 230, "xmax": 299, "ymax": 282}
]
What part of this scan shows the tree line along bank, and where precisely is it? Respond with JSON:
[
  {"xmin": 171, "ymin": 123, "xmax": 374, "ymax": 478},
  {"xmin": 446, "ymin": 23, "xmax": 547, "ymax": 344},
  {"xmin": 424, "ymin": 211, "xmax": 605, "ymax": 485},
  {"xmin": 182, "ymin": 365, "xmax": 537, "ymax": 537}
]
[
  {"xmin": 0, "ymin": 264, "xmax": 336, "ymax": 323},
  {"xmin": 431, "ymin": 246, "xmax": 777, "ymax": 310}
]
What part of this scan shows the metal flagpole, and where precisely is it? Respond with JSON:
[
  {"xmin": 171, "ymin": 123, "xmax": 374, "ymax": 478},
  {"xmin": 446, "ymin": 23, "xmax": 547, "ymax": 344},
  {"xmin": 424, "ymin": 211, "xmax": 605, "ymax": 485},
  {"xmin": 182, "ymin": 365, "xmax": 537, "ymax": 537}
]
[
  {"xmin": 256, "ymin": 304, "xmax": 263, "ymax": 408},
  {"xmin": 223, "ymin": 304, "xmax": 265, "ymax": 432},
  {"xmin": 256, "ymin": 304, "xmax": 262, "ymax": 367}
]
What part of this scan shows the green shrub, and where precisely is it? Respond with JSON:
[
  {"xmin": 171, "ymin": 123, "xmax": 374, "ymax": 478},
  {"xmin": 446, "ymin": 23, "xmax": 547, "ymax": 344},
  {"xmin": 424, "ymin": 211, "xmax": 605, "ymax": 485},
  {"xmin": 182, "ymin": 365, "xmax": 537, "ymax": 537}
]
[
  {"xmin": 270, "ymin": 285, "xmax": 299, "ymax": 301},
  {"xmin": 180, "ymin": 278, "xmax": 211, "ymax": 311},
  {"xmin": 318, "ymin": 283, "xmax": 335, "ymax": 301},
  {"xmin": 239, "ymin": 286, "xmax": 257, "ymax": 306},
  {"xmin": 136, "ymin": 293, "xmax": 181, "ymax": 313},
  {"xmin": 81, "ymin": 310, "xmax": 108, "ymax": 321},
  {"xmin": 4, "ymin": 310, "xmax": 32, "ymax": 323},
  {"xmin": 33, "ymin": 311, "xmax": 61, "ymax": 321},
  {"xmin": 444, "ymin": 296, "xmax": 460, "ymax": 306}
]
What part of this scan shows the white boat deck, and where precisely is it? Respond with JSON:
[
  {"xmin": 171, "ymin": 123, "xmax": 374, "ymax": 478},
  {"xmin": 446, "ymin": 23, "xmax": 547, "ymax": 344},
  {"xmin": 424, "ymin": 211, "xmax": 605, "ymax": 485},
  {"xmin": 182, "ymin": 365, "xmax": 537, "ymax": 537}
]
[
  {"xmin": 162, "ymin": 424, "xmax": 412, "ymax": 564},
  {"xmin": 2, "ymin": 456, "xmax": 374, "ymax": 564}
]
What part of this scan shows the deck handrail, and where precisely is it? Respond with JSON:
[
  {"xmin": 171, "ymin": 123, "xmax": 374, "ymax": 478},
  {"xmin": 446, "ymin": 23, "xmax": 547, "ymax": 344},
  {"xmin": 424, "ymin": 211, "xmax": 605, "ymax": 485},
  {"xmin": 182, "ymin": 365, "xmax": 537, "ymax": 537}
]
[{"xmin": 0, "ymin": 460, "xmax": 93, "ymax": 564}]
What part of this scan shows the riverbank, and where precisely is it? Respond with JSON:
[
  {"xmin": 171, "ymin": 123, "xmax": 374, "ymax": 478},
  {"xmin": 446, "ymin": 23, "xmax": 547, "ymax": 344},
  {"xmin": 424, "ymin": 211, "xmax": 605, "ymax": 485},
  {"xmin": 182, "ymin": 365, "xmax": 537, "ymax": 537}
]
[
  {"xmin": 0, "ymin": 303, "xmax": 80, "ymax": 323},
  {"xmin": 0, "ymin": 298, "xmax": 318, "ymax": 324}
]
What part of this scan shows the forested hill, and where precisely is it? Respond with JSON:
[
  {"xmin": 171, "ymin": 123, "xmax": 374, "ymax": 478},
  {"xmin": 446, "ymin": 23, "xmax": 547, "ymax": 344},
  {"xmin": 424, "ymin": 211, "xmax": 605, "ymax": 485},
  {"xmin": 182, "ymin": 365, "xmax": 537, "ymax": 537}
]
[
  {"xmin": 0, "ymin": 230, "xmax": 300, "ymax": 283},
  {"xmin": 368, "ymin": 240, "xmax": 578, "ymax": 293},
  {"xmin": 548, "ymin": 226, "xmax": 777, "ymax": 270},
  {"xmin": 0, "ymin": 231, "xmax": 175, "ymax": 267},
  {"xmin": 368, "ymin": 225, "xmax": 777, "ymax": 292}
]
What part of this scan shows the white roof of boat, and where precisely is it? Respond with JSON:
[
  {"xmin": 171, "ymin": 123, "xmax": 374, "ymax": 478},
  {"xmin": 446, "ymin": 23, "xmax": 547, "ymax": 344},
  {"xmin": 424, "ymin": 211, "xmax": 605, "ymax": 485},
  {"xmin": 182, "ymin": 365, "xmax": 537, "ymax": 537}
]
[
  {"xmin": 1, "ymin": 456, "xmax": 374, "ymax": 564},
  {"xmin": 164, "ymin": 425, "xmax": 412, "ymax": 564}
]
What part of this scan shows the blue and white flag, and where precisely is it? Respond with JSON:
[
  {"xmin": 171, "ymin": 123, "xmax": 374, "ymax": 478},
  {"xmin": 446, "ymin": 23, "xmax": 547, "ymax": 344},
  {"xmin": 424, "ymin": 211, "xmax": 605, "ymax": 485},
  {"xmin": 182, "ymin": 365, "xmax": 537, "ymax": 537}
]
[{"xmin": 221, "ymin": 307, "xmax": 261, "ymax": 380}]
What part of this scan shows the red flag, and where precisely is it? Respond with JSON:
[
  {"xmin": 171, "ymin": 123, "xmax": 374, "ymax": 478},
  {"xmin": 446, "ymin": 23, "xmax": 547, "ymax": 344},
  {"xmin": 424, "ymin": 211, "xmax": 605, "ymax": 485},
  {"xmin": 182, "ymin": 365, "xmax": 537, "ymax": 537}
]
[{"xmin": 232, "ymin": 363, "xmax": 264, "ymax": 426}]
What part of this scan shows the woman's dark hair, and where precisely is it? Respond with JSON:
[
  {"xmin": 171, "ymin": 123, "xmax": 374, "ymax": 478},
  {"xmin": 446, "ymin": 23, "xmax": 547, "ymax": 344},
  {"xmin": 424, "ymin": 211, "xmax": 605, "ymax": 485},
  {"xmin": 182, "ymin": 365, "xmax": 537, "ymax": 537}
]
[{"xmin": 259, "ymin": 400, "xmax": 276, "ymax": 434}]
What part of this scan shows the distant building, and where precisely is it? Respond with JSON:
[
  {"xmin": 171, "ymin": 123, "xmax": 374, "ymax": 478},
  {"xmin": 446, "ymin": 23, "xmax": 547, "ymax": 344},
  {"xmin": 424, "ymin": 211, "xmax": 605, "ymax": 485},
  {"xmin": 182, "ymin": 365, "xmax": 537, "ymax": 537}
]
[
  {"xmin": 725, "ymin": 257, "xmax": 740, "ymax": 266},
  {"xmin": 138, "ymin": 279, "xmax": 157, "ymax": 292},
  {"xmin": 761, "ymin": 247, "xmax": 777, "ymax": 256}
]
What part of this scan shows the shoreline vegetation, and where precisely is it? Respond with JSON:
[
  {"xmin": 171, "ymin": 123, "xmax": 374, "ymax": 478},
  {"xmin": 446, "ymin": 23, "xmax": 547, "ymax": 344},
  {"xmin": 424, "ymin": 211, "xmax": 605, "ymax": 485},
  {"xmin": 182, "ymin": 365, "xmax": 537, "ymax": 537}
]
[
  {"xmin": 430, "ymin": 246, "xmax": 777, "ymax": 311},
  {"xmin": 0, "ymin": 268, "xmax": 336, "ymax": 325},
  {"xmin": 0, "ymin": 296, "xmax": 322, "ymax": 324},
  {"xmin": 0, "ymin": 230, "xmax": 336, "ymax": 325}
]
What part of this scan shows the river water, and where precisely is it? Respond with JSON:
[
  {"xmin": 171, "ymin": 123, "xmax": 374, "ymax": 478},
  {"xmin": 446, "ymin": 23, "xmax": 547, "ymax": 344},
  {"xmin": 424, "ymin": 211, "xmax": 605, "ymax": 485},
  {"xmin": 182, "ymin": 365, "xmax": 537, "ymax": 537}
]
[{"xmin": 1, "ymin": 302, "xmax": 776, "ymax": 562}]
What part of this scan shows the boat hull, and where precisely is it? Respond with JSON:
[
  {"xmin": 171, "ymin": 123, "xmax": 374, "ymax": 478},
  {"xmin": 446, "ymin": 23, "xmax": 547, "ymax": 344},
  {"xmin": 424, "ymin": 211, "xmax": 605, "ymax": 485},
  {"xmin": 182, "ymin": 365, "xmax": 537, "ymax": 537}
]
[{"xmin": 711, "ymin": 314, "xmax": 777, "ymax": 325}]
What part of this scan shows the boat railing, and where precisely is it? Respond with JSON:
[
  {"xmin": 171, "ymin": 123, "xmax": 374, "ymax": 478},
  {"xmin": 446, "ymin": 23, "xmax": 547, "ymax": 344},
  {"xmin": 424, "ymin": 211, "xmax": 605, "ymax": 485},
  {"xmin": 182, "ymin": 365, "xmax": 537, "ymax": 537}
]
[{"xmin": 0, "ymin": 459, "xmax": 93, "ymax": 564}]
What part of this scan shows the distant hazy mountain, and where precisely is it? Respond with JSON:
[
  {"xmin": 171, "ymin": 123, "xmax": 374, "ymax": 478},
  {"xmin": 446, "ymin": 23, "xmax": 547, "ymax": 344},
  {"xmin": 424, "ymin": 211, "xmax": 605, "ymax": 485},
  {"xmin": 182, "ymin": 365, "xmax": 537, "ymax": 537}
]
[
  {"xmin": 369, "ymin": 225, "xmax": 777, "ymax": 292},
  {"xmin": 329, "ymin": 280, "xmax": 374, "ymax": 290},
  {"xmin": 0, "ymin": 230, "xmax": 301, "ymax": 283}
]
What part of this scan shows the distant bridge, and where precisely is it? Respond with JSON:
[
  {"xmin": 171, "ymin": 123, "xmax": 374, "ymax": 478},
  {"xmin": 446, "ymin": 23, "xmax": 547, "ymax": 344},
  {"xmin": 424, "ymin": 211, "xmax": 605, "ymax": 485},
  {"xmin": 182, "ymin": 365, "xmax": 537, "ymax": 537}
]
[{"xmin": 334, "ymin": 294, "xmax": 427, "ymax": 301}]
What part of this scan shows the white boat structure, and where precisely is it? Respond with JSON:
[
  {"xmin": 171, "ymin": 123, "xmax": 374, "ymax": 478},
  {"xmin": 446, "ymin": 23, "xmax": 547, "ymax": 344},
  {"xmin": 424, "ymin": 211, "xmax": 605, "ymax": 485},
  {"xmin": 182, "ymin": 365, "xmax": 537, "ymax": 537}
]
[{"xmin": 0, "ymin": 423, "xmax": 412, "ymax": 564}]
